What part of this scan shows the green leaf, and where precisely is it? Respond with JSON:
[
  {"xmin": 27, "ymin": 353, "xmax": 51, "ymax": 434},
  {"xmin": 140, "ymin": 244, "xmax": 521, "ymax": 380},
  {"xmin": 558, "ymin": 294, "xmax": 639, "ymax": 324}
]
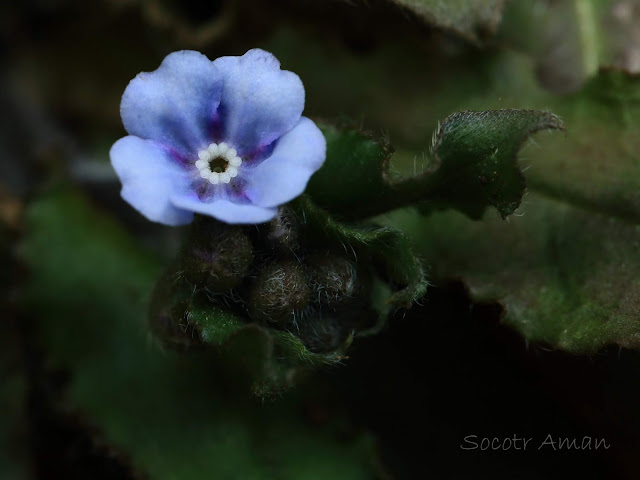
[
  {"xmin": 389, "ymin": 0, "xmax": 507, "ymax": 44},
  {"xmin": 419, "ymin": 109, "xmax": 565, "ymax": 219},
  {"xmin": 429, "ymin": 70, "xmax": 640, "ymax": 353},
  {"xmin": 310, "ymin": 110, "xmax": 564, "ymax": 220},
  {"xmin": 388, "ymin": 193, "xmax": 640, "ymax": 353},
  {"xmin": 364, "ymin": 67, "xmax": 640, "ymax": 354},
  {"xmin": 524, "ymin": 69, "xmax": 640, "ymax": 223},
  {"xmin": 308, "ymin": 125, "xmax": 393, "ymax": 221},
  {"xmin": 21, "ymin": 188, "xmax": 377, "ymax": 479}
]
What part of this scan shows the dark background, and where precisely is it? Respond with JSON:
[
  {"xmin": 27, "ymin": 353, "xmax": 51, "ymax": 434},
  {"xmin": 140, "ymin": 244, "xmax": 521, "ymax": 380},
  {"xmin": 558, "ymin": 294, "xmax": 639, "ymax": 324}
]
[{"xmin": 2, "ymin": 1, "xmax": 640, "ymax": 479}]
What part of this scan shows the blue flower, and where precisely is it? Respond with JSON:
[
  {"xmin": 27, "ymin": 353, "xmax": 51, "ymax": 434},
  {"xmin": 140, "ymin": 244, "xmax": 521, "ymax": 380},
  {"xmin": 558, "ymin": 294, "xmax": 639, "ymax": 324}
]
[{"xmin": 110, "ymin": 49, "xmax": 326, "ymax": 225}]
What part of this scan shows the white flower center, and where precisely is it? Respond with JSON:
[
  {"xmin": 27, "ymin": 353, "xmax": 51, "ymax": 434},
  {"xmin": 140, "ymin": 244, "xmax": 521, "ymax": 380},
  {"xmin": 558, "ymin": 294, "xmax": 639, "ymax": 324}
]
[{"xmin": 194, "ymin": 142, "xmax": 243, "ymax": 185}]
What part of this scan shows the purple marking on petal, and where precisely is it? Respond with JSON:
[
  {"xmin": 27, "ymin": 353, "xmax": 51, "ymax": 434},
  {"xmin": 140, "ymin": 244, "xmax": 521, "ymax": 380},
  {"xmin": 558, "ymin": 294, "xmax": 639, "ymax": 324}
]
[
  {"xmin": 165, "ymin": 144, "xmax": 192, "ymax": 168},
  {"xmin": 190, "ymin": 177, "xmax": 251, "ymax": 204},
  {"xmin": 243, "ymin": 140, "xmax": 277, "ymax": 165},
  {"xmin": 226, "ymin": 177, "xmax": 252, "ymax": 204},
  {"xmin": 193, "ymin": 180, "xmax": 212, "ymax": 201},
  {"xmin": 213, "ymin": 49, "xmax": 304, "ymax": 156},
  {"xmin": 209, "ymin": 106, "xmax": 225, "ymax": 145},
  {"xmin": 121, "ymin": 50, "xmax": 223, "ymax": 155}
]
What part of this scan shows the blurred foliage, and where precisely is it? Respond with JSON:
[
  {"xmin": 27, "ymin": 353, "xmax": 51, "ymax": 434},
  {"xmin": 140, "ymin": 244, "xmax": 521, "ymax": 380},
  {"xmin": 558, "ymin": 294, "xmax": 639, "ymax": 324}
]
[
  {"xmin": 386, "ymin": 0, "xmax": 506, "ymax": 44},
  {"xmin": 21, "ymin": 188, "xmax": 377, "ymax": 479},
  {"xmin": 524, "ymin": 69, "xmax": 640, "ymax": 223},
  {"xmin": 0, "ymin": 193, "xmax": 27, "ymax": 480},
  {"xmin": 388, "ymin": 193, "xmax": 640, "ymax": 353}
]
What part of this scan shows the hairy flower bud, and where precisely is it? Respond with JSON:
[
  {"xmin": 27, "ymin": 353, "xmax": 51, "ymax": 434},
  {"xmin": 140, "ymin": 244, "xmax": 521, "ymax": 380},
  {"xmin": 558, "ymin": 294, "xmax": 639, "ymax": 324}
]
[
  {"xmin": 307, "ymin": 253, "xmax": 360, "ymax": 308},
  {"xmin": 294, "ymin": 313, "xmax": 350, "ymax": 353},
  {"xmin": 181, "ymin": 217, "xmax": 253, "ymax": 292},
  {"xmin": 261, "ymin": 206, "xmax": 300, "ymax": 255},
  {"xmin": 149, "ymin": 271, "xmax": 205, "ymax": 351},
  {"xmin": 248, "ymin": 260, "xmax": 310, "ymax": 324}
]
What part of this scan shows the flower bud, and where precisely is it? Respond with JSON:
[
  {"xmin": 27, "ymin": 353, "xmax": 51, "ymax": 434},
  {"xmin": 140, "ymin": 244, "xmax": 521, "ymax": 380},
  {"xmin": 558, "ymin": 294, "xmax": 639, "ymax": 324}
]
[
  {"xmin": 181, "ymin": 217, "xmax": 253, "ymax": 292},
  {"xmin": 261, "ymin": 206, "xmax": 300, "ymax": 256},
  {"xmin": 248, "ymin": 260, "xmax": 310, "ymax": 324},
  {"xmin": 307, "ymin": 253, "xmax": 361, "ymax": 308},
  {"xmin": 294, "ymin": 313, "xmax": 350, "ymax": 353},
  {"xmin": 148, "ymin": 271, "xmax": 205, "ymax": 351}
]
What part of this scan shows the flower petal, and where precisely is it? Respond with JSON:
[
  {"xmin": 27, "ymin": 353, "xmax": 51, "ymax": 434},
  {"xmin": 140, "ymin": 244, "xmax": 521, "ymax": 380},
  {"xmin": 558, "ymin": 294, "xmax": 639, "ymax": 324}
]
[
  {"xmin": 244, "ymin": 117, "xmax": 326, "ymax": 208},
  {"xmin": 121, "ymin": 51, "xmax": 222, "ymax": 155},
  {"xmin": 110, "ymin": 136, "xmax": 193, "ymax": 226},
  {"xmin": 213, "ymin": 49, "xmax": 304, "ymax": 156},
  {"xmin": 170, "ymin": 194, "xmax": 277, "ymax": 224}
]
